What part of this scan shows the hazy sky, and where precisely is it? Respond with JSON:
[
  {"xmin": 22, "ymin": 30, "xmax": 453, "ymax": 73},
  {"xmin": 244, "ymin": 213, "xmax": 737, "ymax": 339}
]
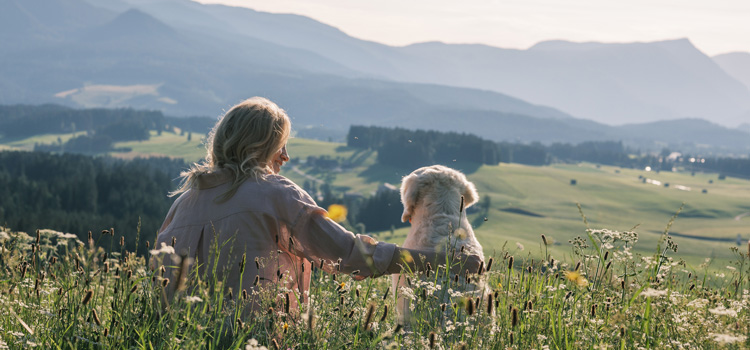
[{"xmin": 195, "ymin": 0, "xmax": 749, "ymax": 56}]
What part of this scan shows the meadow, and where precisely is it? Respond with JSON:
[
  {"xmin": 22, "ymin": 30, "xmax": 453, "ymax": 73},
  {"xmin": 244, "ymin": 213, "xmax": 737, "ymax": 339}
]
[
  {"xmin": 1, "ymin": 216, "xmax": 748, "ymax": 349},
  {"xmin": 1, "ymin": 131, "xmax": 749, "ymax": 348},
  {"xmin": 3, "ymin": 131, "xmax": 749, "ymax": 268}
]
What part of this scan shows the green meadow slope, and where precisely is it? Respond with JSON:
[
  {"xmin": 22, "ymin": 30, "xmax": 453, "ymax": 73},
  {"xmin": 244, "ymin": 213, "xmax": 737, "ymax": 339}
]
[{"xmin": 3, "ymin": 133, "xmax": 748, "ymax": 268}]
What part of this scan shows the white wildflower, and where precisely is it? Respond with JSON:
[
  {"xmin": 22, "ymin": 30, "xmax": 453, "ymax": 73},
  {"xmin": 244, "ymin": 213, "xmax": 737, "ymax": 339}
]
[
  {"xmin": 185, "ymin": 296, "xmax": 203, "ymax": 303},
  {"xmin": 245, "ymin": 338, "xmax": 268, "ymax": 350},
  {"xmin": 708, "ymin": 306, "xmax": 738, "ymax": 317},
  {"xmin": 516, "ymin": 242, "xmax": 524, "ymax": 251},
  {"xmin": 149, "ymin": 242, "xmax": 175, "ymax": 256},
  {"xmin": 710, "ymin": 333, "xmax": 746, "ymax": 344},
  {"xmin": 726, "ymin": 266, "xmax": 736, "ymax": 271},
  {"xmin": 640, "ymin": 288, "xmax": 668, "ymax": 298}
]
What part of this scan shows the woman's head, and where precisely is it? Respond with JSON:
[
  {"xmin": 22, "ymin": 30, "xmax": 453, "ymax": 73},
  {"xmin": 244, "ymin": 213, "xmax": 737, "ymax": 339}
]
[
  {"xmin": 173, "ymin": 97, "xmax": 291, "ymax": 199},
  {"xmin": 208, "ymin": 97, "xmax": 291, "ymax": 177}
]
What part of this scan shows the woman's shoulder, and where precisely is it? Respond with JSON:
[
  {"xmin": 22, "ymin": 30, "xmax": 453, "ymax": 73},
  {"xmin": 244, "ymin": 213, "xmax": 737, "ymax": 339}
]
[{"xmin": 236, "ymin": 174, "xmax": 311, "ymax": 201}]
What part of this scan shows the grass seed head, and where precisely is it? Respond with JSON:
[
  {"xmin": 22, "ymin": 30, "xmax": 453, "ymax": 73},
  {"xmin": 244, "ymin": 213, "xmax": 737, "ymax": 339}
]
[
  {"xmin": 92, "ymin": 309, "xmax": 101, "ymax": 326},
  {"xmin": 511, "ymin": 307, "xmax": 518, "ymax": 327},
  {"xmin": 486, "ymin": 257, "xmax": 493, "ymax": 272},
  {"xmin": 508, "ymin": 256, "xmax": 514, "ymax": 270},
  {"xmin": 82, "ymin": 290, "xmax": 93, "ymax": 305},
  {"xmin": 429, "ymin": 331, "xmax": 437, "ymax": 349},
  {"xmin": 465, "ymin": 297, "xmax": 474, "ymax": 316},
  {"xmin": 380, "ymin": 305, "xmax": 388, "ymax": 322},
  {"xmin": 541, "ymin": 234, "xmax": 548, "ymax": 245},
  {"xmin": 487, "ymin": 293, "xmax": 494, "ymax": 315},
  {"xmin": 364, "ymin": 302, "xmax": 376, "ymax": 330}
]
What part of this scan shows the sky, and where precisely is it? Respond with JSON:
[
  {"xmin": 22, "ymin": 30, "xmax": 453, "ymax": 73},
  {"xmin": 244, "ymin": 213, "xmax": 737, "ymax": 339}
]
[{"xmin": 195, "ymin": 0, "xmax": 750, "ymax": 56}]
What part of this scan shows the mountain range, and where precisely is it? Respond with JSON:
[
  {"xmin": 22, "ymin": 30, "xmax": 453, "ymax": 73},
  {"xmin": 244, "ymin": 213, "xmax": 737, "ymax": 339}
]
[{"xmin": 1, "ymin": 0, "xmax": 749, "ymax": 154}]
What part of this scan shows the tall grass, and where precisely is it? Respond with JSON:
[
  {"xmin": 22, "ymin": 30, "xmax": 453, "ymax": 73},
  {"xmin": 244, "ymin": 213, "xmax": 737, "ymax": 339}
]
[{"xmin": 1, "ymin": 209, "xmax": 748, "ymax": 349}]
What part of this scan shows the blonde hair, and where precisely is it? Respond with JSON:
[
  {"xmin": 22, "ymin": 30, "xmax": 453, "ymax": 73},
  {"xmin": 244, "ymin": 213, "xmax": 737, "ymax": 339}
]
[{"xmin": 172, "ymin": 97, "xmax": 291, "ymax": 201}]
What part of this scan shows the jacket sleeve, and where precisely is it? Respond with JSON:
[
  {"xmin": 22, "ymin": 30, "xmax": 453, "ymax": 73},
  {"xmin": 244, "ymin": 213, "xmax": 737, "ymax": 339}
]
[{"xmin": 277, "ymin": 179, "xmax": 396, "ymax": 277}]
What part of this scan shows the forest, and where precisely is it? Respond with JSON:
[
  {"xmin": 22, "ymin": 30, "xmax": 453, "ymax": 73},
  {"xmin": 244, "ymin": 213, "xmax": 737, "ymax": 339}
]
[
  {"xmin": 0, "ymin": 151, "xmax": 184, "ymax": 254},
  {"xmin": 347, "ymin": 125, "xmax": 750, "ymax": 178}
]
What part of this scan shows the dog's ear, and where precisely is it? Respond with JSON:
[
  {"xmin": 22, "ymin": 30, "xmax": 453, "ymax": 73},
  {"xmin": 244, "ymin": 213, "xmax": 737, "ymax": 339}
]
[
  {"xmin": 462, "ymin": 178, "xmax": 480, "ymax": 209},
  {"xmin": 400, "ymin": 172, "xmax": 420, "ymax": 223}
]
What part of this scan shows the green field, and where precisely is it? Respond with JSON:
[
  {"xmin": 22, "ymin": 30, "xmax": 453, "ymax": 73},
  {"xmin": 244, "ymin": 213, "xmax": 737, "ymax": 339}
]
[
  {"xmin": 280, "ymin": 139, "xmax": 750, "ymax": 269},
  {"xmin": 3, "ymin": 134, "xmax": 748, "ymax": 268}
]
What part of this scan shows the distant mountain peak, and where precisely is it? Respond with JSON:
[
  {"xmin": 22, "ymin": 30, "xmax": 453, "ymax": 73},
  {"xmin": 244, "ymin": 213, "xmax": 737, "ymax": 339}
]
[{"xmin": 85, "ymin": 7, "xmax": 180, "ymax": 42}]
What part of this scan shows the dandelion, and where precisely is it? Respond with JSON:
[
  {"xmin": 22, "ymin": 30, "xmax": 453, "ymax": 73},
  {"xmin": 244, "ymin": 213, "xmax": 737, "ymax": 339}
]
[
  {"xmin": 564, "ymin": 270, "xmax": 588, "ymax": 287},
  {"xmin": 326, "ymin": 204, "xmax": 348, "ymax": 223}
]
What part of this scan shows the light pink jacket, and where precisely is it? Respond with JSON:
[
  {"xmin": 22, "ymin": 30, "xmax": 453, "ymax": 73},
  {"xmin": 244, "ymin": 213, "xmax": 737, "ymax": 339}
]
[{"xmin": 153, "ymin": 169, "xmax": 396, "ymax": 310}]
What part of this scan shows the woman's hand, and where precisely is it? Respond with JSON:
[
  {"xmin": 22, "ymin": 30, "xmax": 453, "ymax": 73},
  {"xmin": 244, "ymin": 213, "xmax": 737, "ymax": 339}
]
[{"xmin": 450, "ymin": 253, "xmax": 483, "ymax": 276}]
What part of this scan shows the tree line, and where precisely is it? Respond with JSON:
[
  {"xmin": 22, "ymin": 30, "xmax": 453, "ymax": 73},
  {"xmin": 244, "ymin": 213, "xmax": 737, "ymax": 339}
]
[
  {"xmin": 1, "ymin": 104, "xmax": 215, "ymax": 154},
  {"xmin": 347, "ymin": 125, "xmax": 750, "ymax": 178}
]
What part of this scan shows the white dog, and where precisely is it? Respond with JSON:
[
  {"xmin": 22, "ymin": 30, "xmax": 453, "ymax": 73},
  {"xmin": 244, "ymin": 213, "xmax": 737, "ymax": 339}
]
[{"xmin": 393, "ymin": 165, "xmax": 485, "ymax": 323}]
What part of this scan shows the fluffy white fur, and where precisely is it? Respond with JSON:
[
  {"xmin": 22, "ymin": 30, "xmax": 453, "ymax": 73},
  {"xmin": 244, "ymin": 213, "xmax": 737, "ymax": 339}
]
[{"xmin": 393, "ymin": 165, "xmax": 485, "ymax": 323}]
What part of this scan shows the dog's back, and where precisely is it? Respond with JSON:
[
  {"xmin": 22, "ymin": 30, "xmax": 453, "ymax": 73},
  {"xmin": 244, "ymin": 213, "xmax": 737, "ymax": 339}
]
[{"xmin": 393, "ymin": 165, "xmax": 485, "ymax": 323}]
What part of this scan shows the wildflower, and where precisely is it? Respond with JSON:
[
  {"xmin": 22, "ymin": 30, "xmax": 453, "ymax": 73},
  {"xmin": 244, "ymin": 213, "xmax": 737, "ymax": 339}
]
[
  {"xmin": 149, "ymin": 242, "xmax": 175, "ymax": 256},
  {"xmin": 455, "ymin": 228, "xmax": 468, "ymax": 240},
  {"xmin": 400, "ymin": 250, "xmax": 414, "ymax": 264},
  {"xmin": 708, "ymin": 306, "xmax": 738, "ymax": 317},
  {"xmin": 185, "ymin": 296, "xmax": 203, "ymax": 303},
  {"xmin": 640, "ymin": 288, "xmax": 668, "ymax": 298},
  {"xmin": 710, "ymin": 333, "xmax": 746, "ymax": 344},
  {"xmin": 516, "ymin": 242, "xmax": 524, "ymax": 251},
  {"xmin": 564, "ymin": 270, "xmax": 588, "ymax": 287},
  {"xmin": 326, "ymin": 204, "xmax": 348, "ymax": 223}
]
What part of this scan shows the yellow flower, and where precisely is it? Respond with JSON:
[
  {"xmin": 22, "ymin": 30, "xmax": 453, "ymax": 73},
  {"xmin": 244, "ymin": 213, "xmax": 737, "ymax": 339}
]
[
  {"xmin": 339, "ymin": 282, "xmax": 346, "ymax": 289},
  {"xmin": 282, "ymin": 322, "xmax": 289, "ymax": 331},
  {"xmin": 400, "ymin": 250, "xmax": 414, "ymax": 263},
  {"xmin": 326, "ymin": 204, "xmax": 348, "ymax": 223},
  {"xmin": 564, "ymin": 270, "xmax": 589, "ymax": 287}
]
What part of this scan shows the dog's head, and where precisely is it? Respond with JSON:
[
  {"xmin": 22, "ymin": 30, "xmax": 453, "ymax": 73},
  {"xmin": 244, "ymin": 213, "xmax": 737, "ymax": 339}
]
[{"xmin": 400, "ymin": 165, "xmax": 479, "ymax": 223}]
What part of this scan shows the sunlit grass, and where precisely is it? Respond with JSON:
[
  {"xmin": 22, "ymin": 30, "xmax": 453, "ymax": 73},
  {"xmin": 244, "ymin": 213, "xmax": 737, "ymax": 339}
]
[{"xmin": 1, "ymin": 210, "xmax": 749, "ymax": 349}]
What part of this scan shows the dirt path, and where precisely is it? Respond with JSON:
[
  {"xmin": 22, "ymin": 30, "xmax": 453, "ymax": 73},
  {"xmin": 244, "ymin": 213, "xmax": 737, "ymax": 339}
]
[
  {"xmin": 735, "ymin": 212, "xmax": 750, "ymax": 221},
  {"xmin": 289, "ymin": 165, "xmax": 324, "ymax": 184}
]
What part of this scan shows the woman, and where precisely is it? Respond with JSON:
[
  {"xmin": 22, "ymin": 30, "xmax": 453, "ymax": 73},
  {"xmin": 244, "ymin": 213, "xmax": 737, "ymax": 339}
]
[{"xmin": 154, "ymin": 97, "xmax": 481, "ymax": 311}]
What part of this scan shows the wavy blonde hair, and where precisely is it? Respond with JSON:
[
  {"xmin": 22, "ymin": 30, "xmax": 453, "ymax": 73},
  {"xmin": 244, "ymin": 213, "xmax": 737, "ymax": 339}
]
[{"xmin": 172, "ymin": 97, "xmax": 291, "ymax": 201}]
